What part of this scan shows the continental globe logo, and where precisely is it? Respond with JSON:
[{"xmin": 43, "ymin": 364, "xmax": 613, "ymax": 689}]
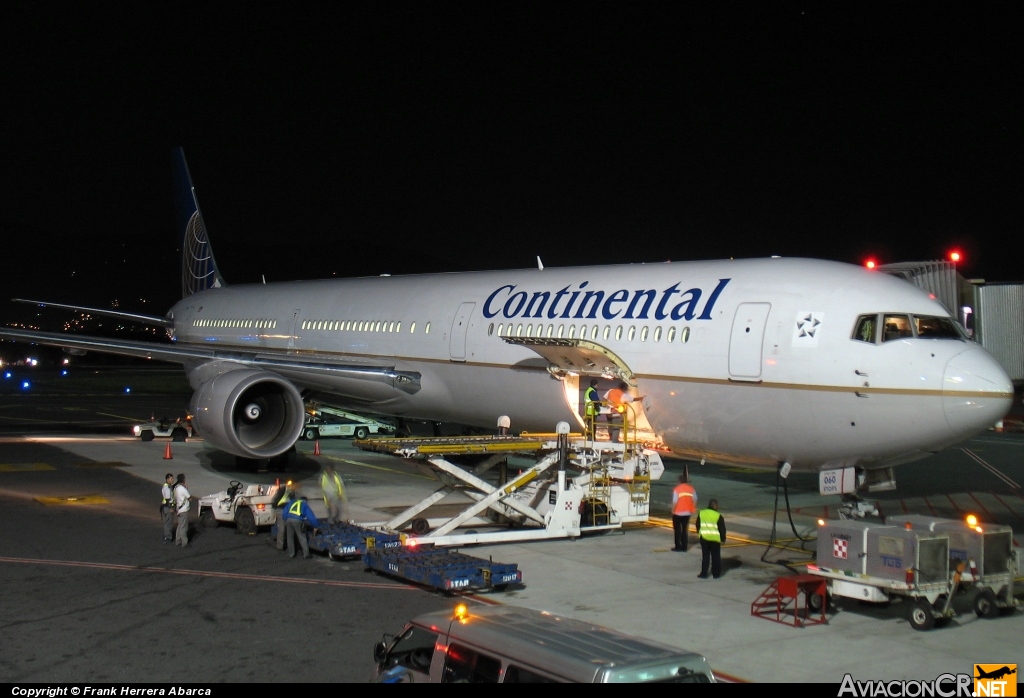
[{"xmin": 974, "ymin": 665, "xmax": 1017, "ymax": 697}]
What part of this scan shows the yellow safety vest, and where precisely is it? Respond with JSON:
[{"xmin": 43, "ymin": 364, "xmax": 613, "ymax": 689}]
[
  {"xmin": 321, "ymin": 471, "xmax": 344, "ymax": 495},
  {"xmin": 584, "ymin": 387, "xmax": 599, "ymax": 416},
  {"xmin": 698, "ymin": 509, "xmax": 722, "ymax": 542},
  {"xmin": 287, "ymin": 500, "xmax": 305, "ymax": 518}
]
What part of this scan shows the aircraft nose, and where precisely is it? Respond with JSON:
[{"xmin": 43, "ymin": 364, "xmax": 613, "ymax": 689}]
[{"xmin": 943, "ymin": 345, "xmax": 1014, "ymax": 438}]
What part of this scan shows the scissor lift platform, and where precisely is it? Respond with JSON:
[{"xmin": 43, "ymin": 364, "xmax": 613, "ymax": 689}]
[{"xmin": 354, "ymin": 427, "xmax": 664, "ymax": 547}]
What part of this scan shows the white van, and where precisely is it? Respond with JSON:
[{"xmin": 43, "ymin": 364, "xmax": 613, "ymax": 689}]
[{"xmin": 372, "ymin": 604, "xmax": 715, "ymax": 683}]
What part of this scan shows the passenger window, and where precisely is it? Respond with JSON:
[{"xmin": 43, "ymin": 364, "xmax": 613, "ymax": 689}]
[
  {"xmin": 442, "ymin": 643, "xmax": 502, "ymax": 683},
  {"xmin": 653, "ymin": 326, "xmax": 661, "ymax": 342},
  {"xmin": 852, "ymin": 314, "xmax": 878, "ymax": 343},
  {"xmin": 504, "ymin": 664, "xmax": 557, "ymax": 683},
  {"xmin": 882, "ymin": 315, "xmax": 912, "ymax": 342}
]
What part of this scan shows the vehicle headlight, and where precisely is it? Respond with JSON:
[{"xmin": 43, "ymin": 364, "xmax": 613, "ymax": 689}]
[{"xmin": 133, "ymin": 426, "xmax": 141, "ymax": 436}]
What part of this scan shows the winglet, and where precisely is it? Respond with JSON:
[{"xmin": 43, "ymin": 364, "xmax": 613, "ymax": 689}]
[
  {"xmin": 173, "ymin": 148, "xmax": 225, "ymax": 298},
  {"xmin": 537, "ymin": 256, "xmax": 544, "ymax": 271}
]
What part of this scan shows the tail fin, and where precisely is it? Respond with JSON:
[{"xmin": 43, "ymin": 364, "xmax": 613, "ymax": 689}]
[{"xmin": 173, "ymin": 147, "xmax": 226, "ymax": 297}]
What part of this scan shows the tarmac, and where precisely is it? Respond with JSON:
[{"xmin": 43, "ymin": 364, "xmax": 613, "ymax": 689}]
[{"xmin": 11, "ymin": 426, "xmax": 1022, "ymax": 685}]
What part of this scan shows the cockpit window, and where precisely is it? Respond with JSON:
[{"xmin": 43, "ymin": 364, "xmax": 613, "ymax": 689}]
[
  {"xmin": 882, "ymin": 315, "xmax": 912, "ymax": 341},
  {"xmin": 853, "ymin": 315, "xmax": 877, "ymax": 343},
  {"xmin": 854, "ymin": 313, "xmax": 964, "ymax": 344},
  {"xmin": 913, "ymin": 315, "xmax": 962, "ymax": 339}
]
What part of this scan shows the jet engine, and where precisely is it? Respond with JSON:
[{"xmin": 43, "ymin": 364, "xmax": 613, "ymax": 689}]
[{"xmin": 188, "ymin": 369, "xmax": 305, "ymax": 459}]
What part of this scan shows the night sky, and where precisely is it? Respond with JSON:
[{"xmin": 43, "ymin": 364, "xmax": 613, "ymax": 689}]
[{"xmin": 4, "ymin": 5, "xmax": 1022, "ymax": 332}]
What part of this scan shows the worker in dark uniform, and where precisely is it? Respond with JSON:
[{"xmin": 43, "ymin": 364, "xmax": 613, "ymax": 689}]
[
  {"xmin": 584, "ymin": 379, "xmax": 601, "ymax": 439},
  {"xmin": 273, "ymin": 481, "xmax": 297, "ymax": 551},
  {"xmin": 695, "ymin": 499, "xmax": 726, "ymax": 579},
  {"xmin": 282, "ymin": 495, "xmax": 321, "ymax": 559}
]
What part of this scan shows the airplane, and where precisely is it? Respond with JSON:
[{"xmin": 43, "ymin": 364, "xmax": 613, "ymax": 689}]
[
  {"xmin": 0, "ymin": 149, "xmax": 1014, "ymax": 510},
  {"xmin": 975, "ymin": 666, "xmax": 1016, "ymax": 680}
]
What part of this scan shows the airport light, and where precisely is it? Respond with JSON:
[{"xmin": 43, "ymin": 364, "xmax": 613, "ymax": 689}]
[
  {"xmin": 865, "ymin": 259, "xmax": 877, "ymax": 270},
  {"xmin": 21, "ymin": 380, "xmax": 31, "ymax": 390}
]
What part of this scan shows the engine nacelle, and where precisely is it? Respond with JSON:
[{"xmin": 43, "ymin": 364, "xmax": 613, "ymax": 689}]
[{"xmin": 189, "ymin": 369, "xmax": 305, "ymax": 459}]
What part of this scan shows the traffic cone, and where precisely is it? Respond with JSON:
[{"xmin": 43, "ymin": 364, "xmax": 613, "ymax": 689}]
[
  {"xmin": 163, "ymin": 442, "xmax": 173, "ymax": 460},
  {"xmin": 313, "ymin": 440, "xmax": 321, "ymax": 456}
]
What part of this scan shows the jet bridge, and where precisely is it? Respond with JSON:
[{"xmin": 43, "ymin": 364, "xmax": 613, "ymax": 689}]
[{"xmin": 354, "ymin": 422, "xmax": 665, "ymax": 547}]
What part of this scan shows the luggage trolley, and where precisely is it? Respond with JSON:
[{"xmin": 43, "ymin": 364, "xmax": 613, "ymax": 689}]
[
  {"xmin": 807, "ymin": 519, "xmax": 955, "ymax": 630},
  {"xmin": 887, "ymin": 515, "xmax": 1019, "ymax": 619}
]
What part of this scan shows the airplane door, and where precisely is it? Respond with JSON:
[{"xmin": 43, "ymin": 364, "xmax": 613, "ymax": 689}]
[
  {"xmin": 729, "ymin": 303, "xmax": 771, "ymax": 380},
  {"xmin": 449, "ymin": 302, "xmax": 475, "ymax": 362}
]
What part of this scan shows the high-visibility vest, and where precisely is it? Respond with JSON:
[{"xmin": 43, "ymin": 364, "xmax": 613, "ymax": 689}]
[
  {"xmin": 672, "ymin": 483, "xmax": 696, "ymax": 516},
  {"xmin": 698, "ymin": 509, "xmax": 722, "ymax": 542},
  {"xmin": 321, "ymin": 472, "xmax": 346, "ymax": 502},
  {"xmin": 287, "ymin": 500, "xmax": 305, "ymax": 519},
  {"xmin": 584, "ymin": 386, "xmax": 599, "ymax": 416}
]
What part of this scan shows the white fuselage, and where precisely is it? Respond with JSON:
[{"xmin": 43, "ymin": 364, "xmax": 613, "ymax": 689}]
[{"xmin": 169, "ymin": 257, "xmax": 1014, "ymax": 472}]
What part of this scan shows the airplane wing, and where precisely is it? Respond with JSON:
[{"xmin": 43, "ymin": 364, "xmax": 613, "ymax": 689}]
[
  {"xmin": 12, "ymin": 299, "xmax": 175, "ymax": 329},
  {"xmin": 0, "ymin": 327, "xmax": 420, "ymax": 393}
]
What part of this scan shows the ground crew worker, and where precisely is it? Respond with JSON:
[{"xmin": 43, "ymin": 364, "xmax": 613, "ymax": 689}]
[
  {"xmin": 603, "ymin": 382, "xmax": 633, "ymax": 443},
  {"xmin": 161, "ymin": 473, "xmax": 176, "ymax": 543},
  {"xmin": 173, "ymin": 474, "xmax": 191, "ymax": 547},
  {"xmin": 695, "ymin": 499, "xmax": 726, "ymax": 579},
  {"xmin": 282, "ymin": 495, "xmax": 321, "ymax": 559},
  {"xmin": 671, "ymin": 474, "xmax": 697, "ymax": 552},
  {"xmin": 274, "ymin": 481, "xmax": 297, "ymax": 551},
  {"xmin": 320, "ymin": 463, "xmax": 347, "ymax": 524},
  {"xmin": 584, "ymin": 379, "xmax": 600, "ymax": 439}
]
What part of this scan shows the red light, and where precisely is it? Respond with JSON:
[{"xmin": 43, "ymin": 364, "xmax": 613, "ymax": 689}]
[
  {"xmin": 949, "ymin": 251, "xmax": 962, "ymax": 263},
  {"xmin": 865, "ymin": 259, "xmax": 877, "ymax": 270}
]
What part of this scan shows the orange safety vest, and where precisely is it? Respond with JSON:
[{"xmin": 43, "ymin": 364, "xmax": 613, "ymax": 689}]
[{"xmin": 672, "ymin": 483, "xmax": 696, "ymax": 516}]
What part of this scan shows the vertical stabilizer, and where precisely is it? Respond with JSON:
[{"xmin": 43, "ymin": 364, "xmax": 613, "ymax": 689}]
[{"xmin": 173, "ymin": 147, "xmax": 226, "ymax": 297}]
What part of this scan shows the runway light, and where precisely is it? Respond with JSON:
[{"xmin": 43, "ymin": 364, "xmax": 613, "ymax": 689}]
[
  {"xmin": 21, "ymin": 380, "xmax": 31, "ymax": 390},
  {"xmin": 124, "ymin": 387, "xmax": 131, "ymax": 394},
  {"xmin": 3, "ymin": 371, "xmax": 11, "ymax": 380},
  {"xmin": 61, "ymin": 370, "xmax": 68, "ymax": 376}
]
